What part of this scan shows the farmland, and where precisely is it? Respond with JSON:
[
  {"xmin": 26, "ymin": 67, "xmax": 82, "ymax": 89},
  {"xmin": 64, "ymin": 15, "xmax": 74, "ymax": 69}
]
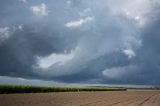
[
  {"xmin": 0, "ymin": 85, "xmax": 126, "ymax": 94},
  {"xmin": 1, "ymin": 90, "xmax": 160, "ymax": 106}
]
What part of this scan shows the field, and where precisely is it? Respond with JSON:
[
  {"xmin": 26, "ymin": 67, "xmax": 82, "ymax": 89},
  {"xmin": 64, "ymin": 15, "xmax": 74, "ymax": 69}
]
[
  {"xmin": 0, "ymin": 85, "xmax": 126, "ymax": 94},
  {"xmin": 1, "ymin": 90, "xmax": 160, "ymax": 106}
]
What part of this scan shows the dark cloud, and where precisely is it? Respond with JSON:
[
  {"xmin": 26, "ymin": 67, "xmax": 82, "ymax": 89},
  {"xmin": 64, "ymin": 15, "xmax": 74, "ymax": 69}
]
[{"xmin": 0, "ymin": 0, "xmax": 160, "ymax": 85}]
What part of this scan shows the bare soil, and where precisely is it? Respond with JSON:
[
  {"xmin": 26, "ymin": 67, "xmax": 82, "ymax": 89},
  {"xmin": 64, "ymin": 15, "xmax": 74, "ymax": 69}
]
[{"xmin": 0, "ymin": 90, "xmax": 160, "ymax": 106}]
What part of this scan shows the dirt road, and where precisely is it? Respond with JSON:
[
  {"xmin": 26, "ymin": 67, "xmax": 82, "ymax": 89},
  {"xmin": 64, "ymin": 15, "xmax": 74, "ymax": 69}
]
[{"xmin": 0, "ymin": 90, "xmax": 160, "ymax": 106}]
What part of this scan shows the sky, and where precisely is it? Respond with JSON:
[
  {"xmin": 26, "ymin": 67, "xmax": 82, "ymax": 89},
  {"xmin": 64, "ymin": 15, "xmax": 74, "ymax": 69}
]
[{"xmin": 0, "ymin": 0, "xmax": 160, "ymax": 86}]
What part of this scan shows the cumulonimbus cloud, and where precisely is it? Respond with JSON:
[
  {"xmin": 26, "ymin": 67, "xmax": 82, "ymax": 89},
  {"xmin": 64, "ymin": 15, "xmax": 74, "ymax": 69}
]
[{"xmin": 0, "ymin": 0, "xmax": 160, "ymax": 85}]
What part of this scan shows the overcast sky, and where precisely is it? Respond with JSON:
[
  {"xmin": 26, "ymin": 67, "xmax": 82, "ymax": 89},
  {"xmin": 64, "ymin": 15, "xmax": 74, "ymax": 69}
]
[{"xmin": 0, "ymin": 0, "xmax": 160, "ymax": 86}]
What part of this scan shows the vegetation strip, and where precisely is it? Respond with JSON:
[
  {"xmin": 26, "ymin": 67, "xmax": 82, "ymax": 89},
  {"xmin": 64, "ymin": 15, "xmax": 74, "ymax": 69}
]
[{"xmin": 0, "ymin": 85, "xmax": 126, "ymax": 94}]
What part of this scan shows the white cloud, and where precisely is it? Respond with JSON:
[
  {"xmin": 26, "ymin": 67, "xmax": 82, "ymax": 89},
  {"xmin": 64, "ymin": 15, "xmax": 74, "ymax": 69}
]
[
  {"xmin": 124, "ymin": 11, "xmax": 147, "ymax": 27},
  {"xmin": 18, "ymin": 24, "xmax": 23, "ymax": 31},
  {"xmin": 122, "ymin": 0, "xmax": 151, "ymax": 27},
  {"xmin": 106, "ymin": 0, "xmax": 151, "ymax": 27},
  {"xmin": 66, "ymin": 0, "xmax": 72, "ymax": 5},
  {"xmin": 102, "ymin": 65, "xmax": 137, "ymax": 79},
  {"xmin": 65, "ymin": 17, "xmax": 94, "ymax": 28},
  {"xmin": 0, "ymin": 27, "xmax": 11, "ymax": 42},
  {"xmin": 123, "ymin": 48, "xmax": 136, "ymax": 59},
  {"xmin": 30, "ymin": 3, "xmax": 49, "ymax": 16},
  {"xmin": 36, "ymin": 50, "xmax": 75, "ymax": 69}
]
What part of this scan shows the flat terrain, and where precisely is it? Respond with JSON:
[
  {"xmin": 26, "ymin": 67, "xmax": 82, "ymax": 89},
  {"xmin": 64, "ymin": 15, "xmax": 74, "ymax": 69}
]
[{"xmin": 0, "ymin": 90, "xmax": 160, "ymax": 106}]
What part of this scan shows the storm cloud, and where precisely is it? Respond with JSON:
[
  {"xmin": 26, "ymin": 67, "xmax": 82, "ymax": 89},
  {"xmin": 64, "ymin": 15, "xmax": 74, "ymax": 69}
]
[{"xmin": 0, "ymin": 0, "xmax": 160, "ymax": 85}]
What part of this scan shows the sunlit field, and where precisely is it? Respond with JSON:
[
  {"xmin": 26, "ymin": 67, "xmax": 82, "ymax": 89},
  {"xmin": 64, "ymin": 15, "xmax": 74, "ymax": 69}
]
[{"xmin": 1, "ymin": 89, "xmax": 160, "ymax": 106}]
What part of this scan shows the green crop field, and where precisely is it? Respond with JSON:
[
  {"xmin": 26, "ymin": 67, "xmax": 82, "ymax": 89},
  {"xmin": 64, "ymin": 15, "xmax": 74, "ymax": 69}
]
[{"xmin": 0, "ymin": 85, "xmax": 126, "ymax": 94}]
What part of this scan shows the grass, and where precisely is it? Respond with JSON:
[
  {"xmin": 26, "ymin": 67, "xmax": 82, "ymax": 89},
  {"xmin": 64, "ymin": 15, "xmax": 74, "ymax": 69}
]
[{"xmin": 0, "ymin": 85, "xmax": 126, "ymax": 94}]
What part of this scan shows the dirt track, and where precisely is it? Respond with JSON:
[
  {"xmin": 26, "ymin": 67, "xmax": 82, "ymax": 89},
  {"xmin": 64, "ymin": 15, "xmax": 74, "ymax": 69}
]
[{"xmin": 0, "ymin": 90, "xmax": 160, "ymax": 106}]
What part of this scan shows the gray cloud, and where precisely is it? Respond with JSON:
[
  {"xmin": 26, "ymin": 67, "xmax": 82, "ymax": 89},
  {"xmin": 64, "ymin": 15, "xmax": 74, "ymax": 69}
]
[{"xmin": 0, "ymin": 0, "xmax": 160, "ymax": 85}]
